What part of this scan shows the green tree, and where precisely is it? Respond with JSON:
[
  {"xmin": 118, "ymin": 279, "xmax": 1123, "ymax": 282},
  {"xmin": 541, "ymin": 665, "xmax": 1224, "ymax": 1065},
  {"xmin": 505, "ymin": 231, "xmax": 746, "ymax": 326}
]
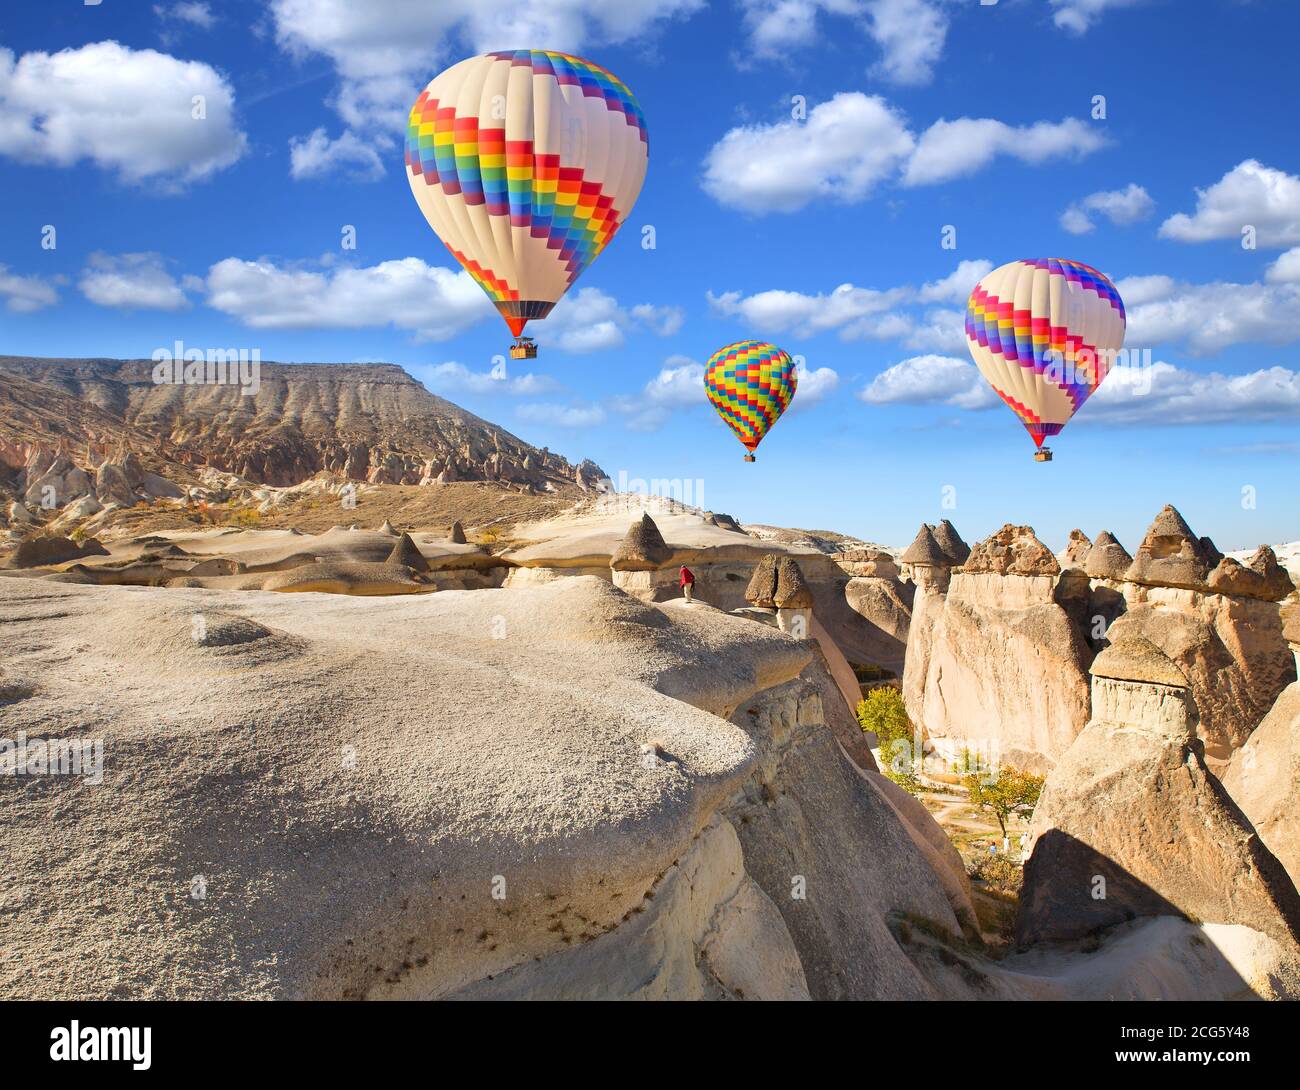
[
  {"xmin": 856, "ymin": 687, "xmax": 920, "ymax": 794},
  {"xmin": 961, "ymin": 763, "xmax": 1044, "ymax": 839}
]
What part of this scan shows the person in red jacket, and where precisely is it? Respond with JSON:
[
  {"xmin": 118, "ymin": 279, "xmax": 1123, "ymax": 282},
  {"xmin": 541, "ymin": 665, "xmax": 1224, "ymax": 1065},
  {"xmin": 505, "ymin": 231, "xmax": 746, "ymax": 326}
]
[{"xmin": 679, "ymin": 564, "xmax": 695, "ymax": 604}]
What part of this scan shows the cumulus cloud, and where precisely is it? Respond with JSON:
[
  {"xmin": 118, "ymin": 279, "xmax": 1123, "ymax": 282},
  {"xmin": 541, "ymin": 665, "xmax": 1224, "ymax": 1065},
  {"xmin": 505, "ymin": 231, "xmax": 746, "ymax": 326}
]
[
  {"xmin": 706, "ymin": 259, "xmax": 985, "ymax": 352},
  {"xmin": 1113, "ymin": 274, "xmax": 1177, "ymax": 307},
  {"xmin": 417, "ymin": 361, "xmax": 559, "ymax": 397},
  {"xmin": 270, "ymin": 0, "xmax": 700, "ymax": 164},
  {"xmin": 289, "ymin": 128, "xmax": 385, "ymax": 181},
  {"xmin": 702, "ymin": 93, "xmax": 914, "ymax": 214},
  {"xmin": 1050, "ymin": 0, "xmax": 1147, "ymax": 35},
  {"xmin": 611, "ymin": 355, "xmax": 705, "ymax": 430},
  {"xmin": 0, "ymin": 266, "xmax": 59, "ymax": 313},
  {"xmin": 1124, "ymin": 278, "xmax": 1300, "ymax": 356},
  {"xmin": 516, "ymin": 401, "xmax": 608, "ymax": 428},
  {"xmin": 859, "ymin": 354, "xmax": 997, "ymax": 410},
  {"xmin": 542, "ymin": 288, "xmax": 683, "ymax": 353},
  {"xmin": 1059, "ymin": 183, "xmax": 1155, "ymax": 235},
  {"xmin": 860, "ymin": 351, "xmax": 1300, "ymax": 428},
  {"xmin": 204, "ymin": 256, "xmax": 492, "ymax": 340},
  {"xmin": 79, "ymin": 252, "xmax": 192, "ymax": 311},
  {"xmin": 1087, "ymin": 361, "xmax": 1300, "ymax": 425},
  {"xmin": 703, "ymin": 95, "xmax": 1106, "ymax": 212},
  {"xmin": 154, "ymin": 2, "xmax": 216, "ymax": 30},
  {"xmin": 740, "ymin": 0, "xmax": 949, "ymax": 86},
  {"xmin": 902, "ymin": 116, "xmax": 1106, "ymax": 187},
  {"xmin": 0, "ymin": 41, "xmax": 246, "ymax": 187},
  {"xmin": 1266, "ymin": 247, "xmax": 1300, "ymax": 284},
  {"xmin": 790, "ymin": 363, "xmax": 840, "ymax": 405},
  {"xmin": 1159, "ymin": 160, "xmax": 1300, "ymax": 246}
]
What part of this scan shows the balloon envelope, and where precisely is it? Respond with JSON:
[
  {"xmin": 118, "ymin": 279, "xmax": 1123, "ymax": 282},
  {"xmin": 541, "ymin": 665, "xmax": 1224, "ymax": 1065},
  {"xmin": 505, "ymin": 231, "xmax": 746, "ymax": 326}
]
[
  {"xmin": 405, "ymin": 50, "xmax": 649, "ymax": 340},
  {"xmin": 704, "ymin": 341, "xmax": 798, "ymax": 456},
  {"xmin": 965, "ymin": 258, "xmax": 1125, "ymax": 449}
]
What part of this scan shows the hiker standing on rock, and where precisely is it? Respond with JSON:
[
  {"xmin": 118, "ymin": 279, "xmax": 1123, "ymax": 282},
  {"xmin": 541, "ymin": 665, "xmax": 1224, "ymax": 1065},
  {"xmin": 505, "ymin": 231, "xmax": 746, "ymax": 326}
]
[{"xmin": 679, "ymin": 564, "xmax": 695, "ymax": 604}]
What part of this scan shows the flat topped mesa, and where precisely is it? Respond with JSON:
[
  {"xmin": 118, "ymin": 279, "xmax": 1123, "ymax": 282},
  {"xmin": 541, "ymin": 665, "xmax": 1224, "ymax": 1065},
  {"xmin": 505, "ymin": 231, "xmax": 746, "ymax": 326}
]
[
  {"xmin": 900, "ymin": 524, "xmax": 948, "ymax": 567},
  {"xmin": 610, "ymin": 513, "xmax": 672, "ymax": 571},
  {"xmin": 744, "ymin": 554, "xmax": 778, "ymax": 608},
  {"xmin": 962, "ymin": 524, "xmax": 1060, "ymax": 577},
  {"xmin": 931, "ymin": 519, "xmax": 970, "ymax": 566},
  {"xmin": 387, "ymin": 532, "xmax": 430, "ymax": 573},
  {"xmin": 1083, "ymin": 530, "xmax": 1132, "ymax": 581},
  {"xmin": 774, "ymin": 556, "xmax": 814, "ymax": 609},
  {"xmin": 1090, "ymin": 634, "xmax": 1189, "ymax": 688},
  {"xmin": 448, "ymin": 520, "xmax": 467, "ymax": 545},
  {"xmin": 1124, "ymin": 504, "xmax": 1220, "ymax": 591}
]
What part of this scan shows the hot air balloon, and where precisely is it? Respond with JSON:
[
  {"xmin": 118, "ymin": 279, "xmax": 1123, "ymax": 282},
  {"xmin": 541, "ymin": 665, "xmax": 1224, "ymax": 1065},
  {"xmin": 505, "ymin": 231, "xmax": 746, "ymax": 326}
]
[
  {"xmin": 405, "ymin": 50, "xmax": 649, "ymax": 360},
  {"xmin": 704, "ymin": 341, "xmax": 798, "ymax": 461},
  {"xmin": 965, "ymin": 258, "xmax": 1125, "ymax": 461}
]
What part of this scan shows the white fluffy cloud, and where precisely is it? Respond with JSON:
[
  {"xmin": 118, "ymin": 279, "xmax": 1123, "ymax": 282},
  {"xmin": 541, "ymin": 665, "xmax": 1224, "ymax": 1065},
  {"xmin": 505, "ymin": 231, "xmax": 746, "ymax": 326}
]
[
  {"xmin": 0, "ymin": 266, "xmax": 59, "ymax": 313},
  {"xmin": 270, "ymin": 0, "xmax": 700, "ymax": 162},
  {"xmin": 1060, "ymin": 183, "xmax": 1155, "ymax": 235},
  {"xmin": 1087, "ymin": 361, "xmax": 1300, "ymax": 425},
  {"xmin": 79, "ymin": 253, "xmax": 193, "ymax": 311},
  {"xmin": 859, "ymin": 351, "xmax": 1300, "ymax": 427},
  {"xmin": 859, "ymin": 354, "xmax": 997, "ymax": 410},
  {"xmin": 1050, "ymin": 0, "xmax": 1147, "ymax": 35},
  {"xmin": 542, "ymin": 288, "xmax": 683, "ymax": 353},
  {"xmin": 702, "ymin": 93, "xmax": 914, "ymax": 214},
  {"xmin": 0, "ymin": 41, "xmax": 246, "ymax": 187},
  {"xmin": 740, "ymin": 0, "xmax": 949, "ymax": 86},
  {"xmin": 289, "ymin": 128, "xmax": 385, "ymax": 181},
  {"xmin": 791, "ymin": 364, "xmax": 840, "ymax": 405},
  {"xmin": 516, "ymin": 402, "xmax": 608, "ymax": 429},
  {"xmin": 1159, "ymin": 160, "xmax": 1300, "ymax": 247},
  {"xmin": 902, "ymin": 116, "xmax": 1106, "ymax": 187},
  {"xmin": 1266, "ymin": 247, "xmax": 1300, "ymax": 284},
  {"xmin": 204, "ymin": 257, "xmax": 491, "ymax": 340},
  {"xmin": 1121, "ymin": 276, "xmax": 1300, "ymax": 355},
  {"xmin": 707, "ymin": 259, "xmax": 985, "ymax": 352},
  {"xmin": 417, "ymin": 361, "xmax": 559, "ymax": 397},
  {"xmin": 703, "ymin": 94, "xmax": 1107, "ymax": 212},
  {"xmin": 154, "ymin": 2, "xmax": 216, "ymax": 30}
]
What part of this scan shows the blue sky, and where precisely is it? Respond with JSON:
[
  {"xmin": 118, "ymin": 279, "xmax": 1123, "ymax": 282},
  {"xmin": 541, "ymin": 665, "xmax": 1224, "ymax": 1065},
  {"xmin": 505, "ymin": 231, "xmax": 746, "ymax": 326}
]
[{"xmin": 1, "ymin": 0, "xmax": 1298, "ymax": 551}]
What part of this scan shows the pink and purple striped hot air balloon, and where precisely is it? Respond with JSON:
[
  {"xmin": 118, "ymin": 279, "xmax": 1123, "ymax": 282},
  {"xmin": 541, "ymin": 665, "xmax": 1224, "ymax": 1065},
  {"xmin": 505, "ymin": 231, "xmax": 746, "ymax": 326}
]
[{"xmin": 965, "ymin": 258, "xmax": 1126, "ymax": 461}]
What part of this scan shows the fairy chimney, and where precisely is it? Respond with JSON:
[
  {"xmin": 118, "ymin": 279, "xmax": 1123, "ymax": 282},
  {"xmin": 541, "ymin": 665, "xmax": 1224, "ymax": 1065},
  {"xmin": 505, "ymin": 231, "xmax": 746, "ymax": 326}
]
[
  {"xmin": 774, "ymin": 556, "xmax": 814, "ymax": 637},
  {"xmin": 610, "ymin": 513, "xmax": 672, "ymax": 572}
]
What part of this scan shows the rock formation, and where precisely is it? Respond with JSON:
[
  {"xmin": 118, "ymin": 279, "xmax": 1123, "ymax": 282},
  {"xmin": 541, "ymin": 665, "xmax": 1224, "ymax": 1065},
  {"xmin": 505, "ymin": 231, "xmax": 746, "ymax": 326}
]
[
  {"xmin": 1124, "ymin": 504, "xmax": 1219, "ymax": 591},
  {"xmin": 907, "ymin": 524, "xmax": 1090, "ymax": 771},
  {"xmin": 1058, "ymin": 529, "xmax": 1092, "ymax": 570},
  {"xmin": 610, "ymin": 513, "xmax": 672, "ymax": 572},
  {"xmin": 1222, "ymin": 597, "xmax": 1300, "ymax": 887},
  {"xmin": 773, "ymin": 556, "xmax": 813, "ymax": 636},
  {"xmin": 744, "ymin": 554, "xmax": 778, "ymax": 609},
  {"xmin": 1083, "ymin": 530, "xmax": 1132, "ymax": 581},
  {"xmin": 388, "ymin": 533, "xmax": 430, "ymax": 573},
  {"xmin": 931, "ymin": 519, "xmax": 970, "ymax": 566},
  {"xmin": 1017, "ymin": 635, "xmax": 1300, "ymax": 954},
  {"xmin": 448, "ymin": 520, "xmax": 468, "ymax": 545},
  {"xmin": 899, "ymin": 523, "xmax": 956, "ymax": 727}
]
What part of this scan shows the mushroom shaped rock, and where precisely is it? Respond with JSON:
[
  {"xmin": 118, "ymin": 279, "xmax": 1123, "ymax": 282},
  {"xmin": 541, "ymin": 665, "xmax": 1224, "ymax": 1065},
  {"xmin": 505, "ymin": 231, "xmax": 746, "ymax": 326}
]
[
  {"xmin": 610, "ymin": 514, "xmax": 672, "ymax": 572},
  {"xmin": 900, "ymin": 524, "xmax": 947, "ymax": 568},
  {"xmin": 387, "ymin": 533, "xmax": 431, "ymax": 573},
  {"xmin": 744, "ymin": 554, "xmax": 779, "ymax": 608},
  {"xmin": 1083, "ymin": 530, "xmax": 1133, "ymax": 581},
  {"xmin": 963, "ymin": 524, "xmax": 1059, "ymax": 577},
  {"xmin": 774, "ymin": 557, "xmax": 814, "ymax": 610},
  {"xmin": 1124, "ymin": 504, "xmax": 1217, "ymax": 591},
  {"xmin": 932, "ymin": 519, "xmax": 971, "ymax": 566}
]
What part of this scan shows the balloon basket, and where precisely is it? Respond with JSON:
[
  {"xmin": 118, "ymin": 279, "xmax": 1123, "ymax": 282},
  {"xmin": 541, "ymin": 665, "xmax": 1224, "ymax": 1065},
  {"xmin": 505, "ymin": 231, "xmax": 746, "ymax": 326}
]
[
  {"xmin": 509, "ymin": 337, "xmax": 538, "ymax": 360},
  {"xmin": 743, "ymin": 454, "xmax": 756, "ymax": 462},
  {"xmin": 1033, "ymin": 448, "xmax": 1053, "ymax": 462}
]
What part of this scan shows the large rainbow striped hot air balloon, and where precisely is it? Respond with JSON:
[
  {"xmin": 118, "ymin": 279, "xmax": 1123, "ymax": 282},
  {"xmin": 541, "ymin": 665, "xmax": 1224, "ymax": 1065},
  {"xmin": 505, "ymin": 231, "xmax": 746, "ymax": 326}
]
[
  {"xmin": 405, "ymin": 51, "xmax": 649, "ymax": 360},
  {"xmin": 965, "ymin": 258, "xmax": 1126, "ymax": 461},
  {"xmin": 704, "ymin": 341, "xmax": 798, "ymax": 462}
]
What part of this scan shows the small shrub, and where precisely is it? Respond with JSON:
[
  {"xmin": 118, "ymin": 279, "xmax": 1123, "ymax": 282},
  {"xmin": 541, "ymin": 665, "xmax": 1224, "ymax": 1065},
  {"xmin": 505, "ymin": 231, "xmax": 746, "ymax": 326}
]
[{"xmin": 856, "ymin": 687, "xmax": 920, "ymax": 794}]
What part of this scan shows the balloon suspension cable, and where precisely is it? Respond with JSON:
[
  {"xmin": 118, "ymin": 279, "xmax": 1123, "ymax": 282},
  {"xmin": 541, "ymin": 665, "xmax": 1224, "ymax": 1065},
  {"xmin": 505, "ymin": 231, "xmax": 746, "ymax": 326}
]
[{"xmin": 1033, "ymin": 447, "xmax": 1053, "ymax": 463}]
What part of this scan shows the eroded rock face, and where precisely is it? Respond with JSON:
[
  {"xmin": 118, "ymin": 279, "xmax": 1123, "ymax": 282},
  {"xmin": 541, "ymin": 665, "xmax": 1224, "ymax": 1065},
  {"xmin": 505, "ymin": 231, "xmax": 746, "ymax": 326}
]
[
  {"xmin": 914, "ymin": 571, "xmax": 1092, "ymax": 772},
  {"xmin": 1083, "ymin": 530, "xmax": 1132, "ymax": 581},
  {"xmin": 931, "ymin": 520, "xmax": 970, "ymax": 566},
  {"xmin": 1207, "ymin": 548, "xmax": 1295, "ymax": 602},
  {"xmin": 1017, "ymin": 642, "xmax": 1300, "ymax": 951},
  {"xmin": 610, "ymin": 513, "xmax": 672, "ymax": 572},
  {"xmin": 1058, "ymin": 529, "xmax": 1092, "ymax": 570},
  {"xmin": 962, "ymin": 524, "xmax": 1060, "ymax": 577},
  {"xmin": 1106, "ymin": 590, "xmax": 1296, "ymax": 765},
  {"xmin": 1124, "ymin": 504, "xmax": 1219, "ymax": 591}
]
